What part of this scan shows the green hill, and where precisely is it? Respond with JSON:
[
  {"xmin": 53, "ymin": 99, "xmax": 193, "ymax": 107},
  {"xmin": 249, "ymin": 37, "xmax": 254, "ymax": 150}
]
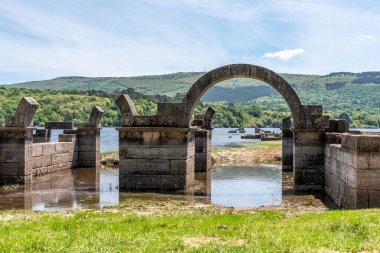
[{"xmin": 2, "ymin": 71, "xmax": 380, "ymax": 128}]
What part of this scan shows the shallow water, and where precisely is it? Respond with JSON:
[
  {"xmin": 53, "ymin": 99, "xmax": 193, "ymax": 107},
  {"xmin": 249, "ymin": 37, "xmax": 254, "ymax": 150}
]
[
  {"xmin": 48, "ymin": 127, "xmax": 283, "ymax": 151},
  {"xmin": 48, "ymin": 127, "xmax": 380, "ymax": 151},
  {"xmin": 211, "ymin": 165, "xmax": 282, "ymax": 208},
  {"xmin": 0, "ymin": 165, "xmax": 282, "ymax": 211}
]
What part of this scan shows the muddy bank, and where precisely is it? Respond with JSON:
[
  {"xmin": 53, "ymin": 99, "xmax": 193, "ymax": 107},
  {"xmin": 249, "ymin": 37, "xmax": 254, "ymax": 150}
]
[
  {"xmin": 100, "ymin": 141, "xmax": 282, "ymax": 167},
  {"xmin": 211, "ymin": 147, "xmax": 281, "ymax": 166}
]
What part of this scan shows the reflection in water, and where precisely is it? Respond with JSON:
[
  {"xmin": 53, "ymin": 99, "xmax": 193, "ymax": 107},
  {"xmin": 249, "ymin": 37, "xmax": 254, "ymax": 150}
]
[
  {"xmin": 0, "ymin": 167, "xmax": 120, "ymax": 211},
  {"xmin": 211, "ymin": 165, "xmax": 282, "ymax": 208},
  {"xmin": 0, "ymin": 165, "xmax": 282, "ymax": 210},
  {"xmin": 99, "ymin": 170, "xmax": 119, "ymax": 208}
]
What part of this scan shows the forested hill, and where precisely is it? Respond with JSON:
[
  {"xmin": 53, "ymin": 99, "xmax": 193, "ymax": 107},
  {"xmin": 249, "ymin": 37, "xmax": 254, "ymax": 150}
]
[
  {"xmin": 1, "ymin": 71, "xmax": 380, "ymax": 128},
  {"xmin": 3, "ymin": 71, "xmax": 380, "ymax": 103}
]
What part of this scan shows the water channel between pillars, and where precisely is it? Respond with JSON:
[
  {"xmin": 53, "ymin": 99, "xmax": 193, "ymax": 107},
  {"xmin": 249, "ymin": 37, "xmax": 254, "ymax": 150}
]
[{"xmin": 3, "ymin": 127, "xmax": 376, "ymax": 211}]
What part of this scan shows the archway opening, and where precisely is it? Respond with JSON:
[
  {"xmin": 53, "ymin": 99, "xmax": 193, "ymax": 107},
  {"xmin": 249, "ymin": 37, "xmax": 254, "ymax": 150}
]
[{"xmin": 184, "ymin": 64, "xmax": 301, "ymax": 207}]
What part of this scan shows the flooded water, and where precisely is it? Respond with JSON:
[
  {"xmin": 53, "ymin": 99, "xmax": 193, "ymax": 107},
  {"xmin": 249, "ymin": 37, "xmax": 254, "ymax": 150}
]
[
  {"xmin": 49, "ymin": 127, "xmax": 380, "ymax": 151},
  {"xmin": 49, "ymin": 127, "xmax": 282, "ymax": 151},
  {"xmin": 211, "ymin": 165, "xmax": 282, "ymax": 208},
  {"xmin": 0, "ymin": 165, "xmax": 282, "ymax": 211}
]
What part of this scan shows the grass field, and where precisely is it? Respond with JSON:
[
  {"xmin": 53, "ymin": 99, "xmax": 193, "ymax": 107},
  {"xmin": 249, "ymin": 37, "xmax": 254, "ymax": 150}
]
[{"xmin": 0, "ymin": 198, "xmax": 379, "ymax": 252}]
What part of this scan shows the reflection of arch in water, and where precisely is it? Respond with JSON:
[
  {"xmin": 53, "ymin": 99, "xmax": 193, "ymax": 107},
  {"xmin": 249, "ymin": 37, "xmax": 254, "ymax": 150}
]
[{"xmin": 178, "ymin": 64, "xmax": 306, "ymax": 128}]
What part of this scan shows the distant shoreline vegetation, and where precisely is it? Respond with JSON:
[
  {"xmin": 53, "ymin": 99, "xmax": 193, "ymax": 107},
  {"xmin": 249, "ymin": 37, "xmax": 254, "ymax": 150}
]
[{"xmin": 1, "ymin": 70, "xmax": 380, "ymax": 128}]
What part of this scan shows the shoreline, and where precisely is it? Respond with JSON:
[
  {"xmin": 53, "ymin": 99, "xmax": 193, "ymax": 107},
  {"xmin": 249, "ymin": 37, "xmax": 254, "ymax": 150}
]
[{"xmin": 100, "ymin": 140, "xmax": 283, "ymax": 167}]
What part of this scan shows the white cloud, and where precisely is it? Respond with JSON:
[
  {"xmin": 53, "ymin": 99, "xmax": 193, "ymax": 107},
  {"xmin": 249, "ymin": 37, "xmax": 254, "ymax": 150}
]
[
  {"xmin": 358, "ymin": 34, "xmax": 375, "ymax": 41},
  {"xmin": 264, "ymin": 49, "xmax": 304, "ymax": 61}
]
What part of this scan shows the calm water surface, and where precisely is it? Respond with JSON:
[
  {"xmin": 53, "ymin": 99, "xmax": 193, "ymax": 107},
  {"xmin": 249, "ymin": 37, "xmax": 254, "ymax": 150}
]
[
  {"xmin": 50, "ymin": 127, "xmax": 380, "ymax": 151},
  {"xmin": 50, "ymin": 127, "xmax": 282, "ymax": 151},
  {"xmin": 0, "ymin": 165, "xmax": 281, "ymax": 211}
]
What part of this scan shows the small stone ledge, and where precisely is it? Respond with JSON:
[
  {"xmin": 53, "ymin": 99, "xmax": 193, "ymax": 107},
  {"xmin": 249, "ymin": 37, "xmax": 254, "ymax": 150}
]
[
  {"xmin": 116, "ymin": 127, "xmax": 190, "ymax": 132},
  {"xmin": 0, "ymin": 127, "xmax": 36, "ymax": 132},
  {"xmin": 291, "ymin": 128, "xmax": 326, "ymax": 133}
]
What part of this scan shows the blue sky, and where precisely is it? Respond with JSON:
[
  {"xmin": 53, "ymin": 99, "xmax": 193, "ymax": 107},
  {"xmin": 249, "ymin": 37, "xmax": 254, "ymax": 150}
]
[{"xmin": 0, "ymin": 0, "xmax": 379, "ymax": 83}]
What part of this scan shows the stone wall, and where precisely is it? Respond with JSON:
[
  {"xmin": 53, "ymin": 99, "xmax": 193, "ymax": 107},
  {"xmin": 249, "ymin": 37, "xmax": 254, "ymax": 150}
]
[
  {"xmin": 30, "ymin": 134, "xmax": 78, "ymax": 177},
  {"xmin": 325, "ymin": 133, "xmax": 380, "ymax": 208},
  {"xmin": 118, "ymin": 127, "xmax": 195, "ymax": 190},
  {"xmin": 0, "ymin": 98, "xmax": 103, "ymax": 185}
]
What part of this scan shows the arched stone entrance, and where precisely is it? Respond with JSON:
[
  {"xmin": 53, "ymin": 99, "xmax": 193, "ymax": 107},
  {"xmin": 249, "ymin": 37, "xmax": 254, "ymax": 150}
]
[
  {"xmin": 178, "ymin": 64, "xmax": 306, "ymax": 128},
  {"xmin": 116, "ymin": 64, "xmax": 328, "ymax": 192}
]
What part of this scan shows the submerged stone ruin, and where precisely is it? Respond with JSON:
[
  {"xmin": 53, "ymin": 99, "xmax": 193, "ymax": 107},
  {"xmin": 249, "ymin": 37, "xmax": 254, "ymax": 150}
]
[
  {"xmin": 0, "ymin": 97, "xmax": 103, "ymax": 185},
  {"xmin": 0, "ymin": 63, "xmax": 380, "ymax": 209}
]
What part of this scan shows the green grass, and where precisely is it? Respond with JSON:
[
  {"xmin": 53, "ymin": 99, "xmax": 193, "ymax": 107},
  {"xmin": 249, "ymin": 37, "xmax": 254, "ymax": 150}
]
[
  {"xmin": 243, "ymin": 140, "xmax": 282, "ymax": 150},
  {"xmin": 1, "ymin": 206, "xmax": 380, "ymax": 252}
]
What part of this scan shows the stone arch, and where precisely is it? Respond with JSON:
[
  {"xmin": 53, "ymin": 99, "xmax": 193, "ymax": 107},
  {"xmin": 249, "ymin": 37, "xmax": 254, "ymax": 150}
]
[{"xmin": 178, "ymin": 64, "xmax": 306, "ymax": 128}]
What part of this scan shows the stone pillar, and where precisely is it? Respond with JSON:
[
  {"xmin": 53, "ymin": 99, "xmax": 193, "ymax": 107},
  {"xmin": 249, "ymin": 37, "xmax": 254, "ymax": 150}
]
[
  {"xmin": 0, "ymin": 97, "xmax": 38, "ymax": 185},
  {"xmin": 292, "ymin": 129, "xmax": 325, "ymax": 191},
  {"xmin": 0, "ymin": 128, "xmax": 34, "ymax": 184},
  {"xmin": 77, "ymin": 128, "xmax": 101, "ymax": 167},
  {"xmin": 282, "ymin": 117, "xmax": 293, "ymax": 172},
  {"xmin": 194, "ymin": 106, "xmax": 215, "ymax": 175},
  {"xmin": 194, "ymin": 129, "xmax": 212, "ymax": 173},
  {"xmin": 77, "ymin": 106, "xmax": 104, "ymax": 168},
  {"xmin": 117, "ymin": 127, "xmax": 195, "ymax": 191}
]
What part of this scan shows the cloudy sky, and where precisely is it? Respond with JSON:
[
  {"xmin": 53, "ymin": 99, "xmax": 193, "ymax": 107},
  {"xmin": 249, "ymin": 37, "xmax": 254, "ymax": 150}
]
[{"xmin": 0, "ymin": 0, "xmax": 379, "ymax": 83}]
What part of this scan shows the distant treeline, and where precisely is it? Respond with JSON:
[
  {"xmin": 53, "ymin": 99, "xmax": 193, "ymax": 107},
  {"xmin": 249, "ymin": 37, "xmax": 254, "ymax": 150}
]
[{"xmin": 1, "ymin": 86, "xmax": 380, "ymax": 128}]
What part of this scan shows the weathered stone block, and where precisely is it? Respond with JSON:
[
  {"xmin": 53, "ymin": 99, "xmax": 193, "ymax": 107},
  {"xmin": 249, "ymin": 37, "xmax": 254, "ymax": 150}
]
[
  {"xmin": 58, "ymin": 134, "xmax": 77, "ymax": 143},
  {"xmin": 325, "ymin": 133, "xmax": 341, "ymax": 144},
  {"xmin": 33, "ymin": 156, "xmax": 43, "ymax": 168},
  {"xmin": 123, "ymin": 159, "xmax": 171, "ymax": 175},
  {"xmin": 170, "ymin": 159, "xmax": 187, "ymax": 175},
  {"xmin": 4, "ymin": 97, "xmax": 39, "ymax": 127},
  {"xmin": 51, "ymin": 154, "xmax": 62, "ymax": 165},
  {"xmin": 42, "ymin": 143, "xmax": 56, "ymax": 156},
  {"xmin": 0, "ymin": 163, "xmax": 19, "ymax": 176},
  {"xmin": 45, "ymin": 121, "xmax": 74, "ymax": 129},
  {"xmin": 32, "ymin": 144, "xmax": 43, "ymax": 157},
  {"xmin": 341, "ymin": 134, "xmax": 380, "ymax": 152},
  {"xmin": 55, "ymin": 142, "xmax": 69, "ymax": 154},
  {"xmin": 369, "ymin": 190, "xmax": 380, "ymax": 208},
  {"xmin": 125, "ymin": 148, "xmax": 159, "ymax": 159},
  {"xmin": 158, "ymin": 147, "xmax": 189, "ymax": 159},
  {"xmin": 42, "ymin": 156, "xmax": 52, "ymax": 167},
  {"xmin": 79, "ymin": 151, "xmax": 99, "ymax": 161}
]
